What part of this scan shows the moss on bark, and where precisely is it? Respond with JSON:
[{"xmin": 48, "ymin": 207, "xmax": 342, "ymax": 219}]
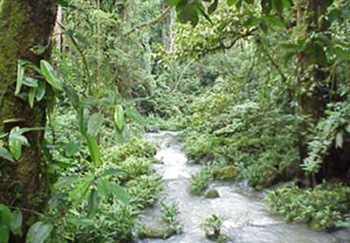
[{"xmin": 0, "ymin": 0, "xmax": 57, "ymax": 238}]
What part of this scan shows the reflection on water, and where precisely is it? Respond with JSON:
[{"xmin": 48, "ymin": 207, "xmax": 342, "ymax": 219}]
[{"xmin": 140, "ymin": 131, "xmax": 350, "ymax": 243}]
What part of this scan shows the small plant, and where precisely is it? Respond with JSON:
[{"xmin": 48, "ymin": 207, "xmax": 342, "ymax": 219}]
[
  {"xmin": 189, "ymin": 166, "xmax": 213, "ymax": 196},
  {"xmin": 160, "ymin": 201, "xmax": 183, "ymax": 233},
  {"xmin": 201, "ymin": 214, "xmax": 226, "ymax": 239}
]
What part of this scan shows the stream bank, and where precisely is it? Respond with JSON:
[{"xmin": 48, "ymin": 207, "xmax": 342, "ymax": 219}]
[{"xmin": 138, "ymin": 131, "xmax": 350, "ymax": 243}]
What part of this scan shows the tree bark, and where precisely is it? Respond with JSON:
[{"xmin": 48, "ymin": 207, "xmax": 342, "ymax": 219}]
[
  {"xmin": 0, "ymin": 0, "xmax": 57, "ymax": 238},
  {"xmin": 296, "ymin": 0, "xmax": 350, "ymax": 184}
]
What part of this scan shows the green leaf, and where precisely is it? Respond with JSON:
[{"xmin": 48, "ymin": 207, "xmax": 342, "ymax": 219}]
[
  {"xmin": 208, "ymin": 0, "xmax": 218, "ymax": 14},
  {"xmin": 264, "ymin": 16, "xmax": 285, "ymax": 27},
  {"xmin": 0, "ymin": 204, "xmax": 11, "ymax": 228},
  {"xmin": 78, "ymin": 106, "xmax": 87, "ymax": 135},
  {"xmin": 0, "ymin": 133, "xmax": 7, "ymax": 139},
  {"xmin": 63, "ymin": 86, "xmax": 80, "ymax": 109},
  {"xmin": 272, "ymin": 0, "xmax": 284, "ymax": 15},
  {"xmin": 22, "ymin": 77, "xmax": 38, "ymax": 87},
  {"xmin": 65, "ymin": 216, "xmax": 94, "ymax": 226},
  {"xmin": 35, "ymin": 82, "xmax": 46, "ymax": 102},
  {"xmin": 0, "ymin": 204, "xmax": 11, "ymax": 243},
  {"xmin": 10, "ymin": 210, "xmax": 22, "ymax": 237},
  {"xmin": 114, "ymin": 105, "xmax": 125, "ymax": 132},
  {"xmin": 40, "ymin": 60, "xmax": 63, "ymax": 91},
  {"xmin": 26, "ymin": 221, "xmax": 53, "ymax": 243},
  {"xmin": 0, "ymin": 147, "xmax": 14, "ymax": 162},
  {"xmin": 0, "ymin": 225, "xmax": 9, "ymax": 243},
  {"xmin": 28, "ymin": 88, "xmax": 36, "ymax": 108},
  {"xmin": 63, "ymin": 141, "xmax": 80, "ymax": 157},
  {"xmin": 105, "ymin": 181, "xmax": 129, "ymax": 203},
  {"xmin": 69, "ymin": 177, "xmax": 92, "ymax": 202},
  {"xmin": 54, "ymin": 176, "xmax": 76, "ymax": 188},
  {"xmin": 125, "ymin": 107, "xmax": 145, "ymax": 126},
  {"xmin": 334, "ymin": 47, "xmax": 350, "ymax": 61},
  {"xmin": 16, "ymin": 60, "xmax": 26, "ymax": 96},
  {"xmin": 261, "ymin": 0, "xmax": 272, "ymax": 14},
  {"xmin": 176, "ymin": 4, "xmax": 199, "ymax": 27},
  {"xmin": 17, "ymin": 127, "xmax": 45, "ymax": 134},
  {"xmin": 9, "ymin": 127, "xmax": 29, "ymax": 160},
  {"xmin": 87, "ymin": 113, "xmax": 104, "ymax": 137},
  {"xmin": 86, "ymin": 133, "xmax": 101, "ymax": 166},
  {"xmin": 167, "ymin": 0, "xmax": 182, "ymax": 6},
  {"xmin": 87, "ymin": 189, "xmax": 100, "ymax": 217},
  {"xmin": 96, "ymin": 179, "xmax": 110, "ymax": 200},
  {"xmin": 227, "ymin": 0, "xmax": 239, "ymax": 6}
]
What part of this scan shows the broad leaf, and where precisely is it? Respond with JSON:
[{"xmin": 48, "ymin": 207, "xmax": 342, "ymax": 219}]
[
  {"xmin": 0, "ymin": 204, "xmax": 11, "ymax": 228},
  {"xmin": 0, "ymin": 147, "xmax": 14, "ymax": 162},
  {"xmin": 54, "ymin": 176, "xmax": 76, "ymax": 188},
  {"xmin": 9, "ymin": 127, "xmax": 29, "ymax": 160},
  {"xmin": 10, "ymin": 210, "xmax": 22, "ymax": 237},
  {"xmin": 63, "ymin": 86, "xmax": 80, "ymax": 109},
  {"xmin": 22, "ymin": 77, "xmax": 38, "ymax": 87},
  {"xmin": 40, "ymin": 60, "xmax": 63, "ymax": 91},
  {"xmin": 63, "ymin": 141, "xmax": 80, "ymax": 157},
  {"xmin": 0, "ymin": 225, "xmax": 9, "ymax": 243},
  {"xmin": 69, "ymin": 177, "xmax": 92, "ymax": 202},
  {"xmin": 35, "ymin": 82, "xmax": 46, "ymax": 102},
  {"xmin": 96, "ymin": 179, "xmax": 110, "ymax": 200},
  {"xmin": 208, "ymin": 0, "xmax": 218, "ymax": 14},
  {"xmin": 26, "ymin": 222, "xmax": 53, "ymax": 243},
  {"xmin": 125, "ymin": 107, "xmax": 145, "ymax": 126},
  {"xmin": 65, "ymin": 216, "xmax": 94, "ymax": 226},
  {"xmin": 167, "ymin": 0, "xmax": 182, "ymax": 6},
  {"xmin": 87, "ymin": 189, "xmax": 100, "ymax": 216},
  {"xmin": 87, "ymin": 113, "xmax": 104, "ymax": 137},
  {"xmin": 86, "ymin": 134, "xmax": 101, "ymax": 166},
  {"xmin": 105, "ymin": 181, "xmax": 129, "ymax": 203},
  {"xmin": 114, "ymin": 105, "xmax": 125, "ymax": 132},
  {"xmin": 176, "ymin": 3, "xmax": 199, "ymax": 26},
  {"xmin": 227, "ymin": 0, "xmax": 239, "ymax": 6}
]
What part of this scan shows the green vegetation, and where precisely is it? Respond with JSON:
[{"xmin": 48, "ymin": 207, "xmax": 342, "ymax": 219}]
[
  {"xmin": 0, "ymin": 0, "xmax": 350, "ymax": 241},
  {"xmin": 266, "ymin": 183, "xmax": 350, "ymax": 230},
  {"xmin": 201, "ymin": 214, "xmax": 227, "ymax": 241}
]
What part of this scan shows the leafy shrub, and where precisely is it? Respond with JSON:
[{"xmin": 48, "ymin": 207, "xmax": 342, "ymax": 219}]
[
  {"xmin": 184, "ymin": 133, "xmax": 218, "ymax": 163},
  {"xmin": 189, "ymin": 166, "xmax": 213, "ymax": 196},
  {"xmin": 114, "ymin": 137, "xmax": 157, "ymax": 162},
  {"xmin": 126, "ymin": 174, "xmax": 163, "ymax": 208},
  {"xmin": 266, "ymin": 183, "xmax": 350, "ymax": 230},
  {"xmin": 117, "ymin": 157, "xmax": 154, "ymax": 183}
]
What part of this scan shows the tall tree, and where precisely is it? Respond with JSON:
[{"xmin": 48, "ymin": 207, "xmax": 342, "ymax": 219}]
[{"xmin": 0, "ymin": 0, "xmax": 57, "ymax": 238}]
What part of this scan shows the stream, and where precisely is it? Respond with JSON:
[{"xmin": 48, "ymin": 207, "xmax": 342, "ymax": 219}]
[{"xmin": 139, "ymin": 131, "xmax": 350, "ymax": 243}]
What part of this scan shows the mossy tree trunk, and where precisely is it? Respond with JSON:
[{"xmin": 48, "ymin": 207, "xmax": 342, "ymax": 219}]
[
  {"xmin": 0, "ymin": 0, "xmax": 57, "ymax": 238},
  {"xmin": 296, "ymin": 0, "xmax": 350, "ymax": 184}
]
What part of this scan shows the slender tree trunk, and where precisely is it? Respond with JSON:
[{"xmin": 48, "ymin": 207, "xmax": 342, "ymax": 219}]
[{"xmin": 0, "ymin": 0, "xmax": 57, "ymax": 238}]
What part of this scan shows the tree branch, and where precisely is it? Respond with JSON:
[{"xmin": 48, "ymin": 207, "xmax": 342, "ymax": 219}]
[{"xmin": 125, "ymin": 7, "xmax": 172, "ymax": 36}]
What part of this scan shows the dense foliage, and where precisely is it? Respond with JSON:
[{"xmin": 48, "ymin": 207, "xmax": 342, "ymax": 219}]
[{"xmin": 0, "ymin": 0, "xmax": 349, "ymax": 241}]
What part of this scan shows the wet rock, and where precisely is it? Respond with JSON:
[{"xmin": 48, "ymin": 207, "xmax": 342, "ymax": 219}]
[
  {"xmin": 138, "ymin": 225, "xmax": 178, "ymax": 240},
  {"xmin": 204, "ymin": 189, "xmax": 220, "ymax": 198},
  {"xmin": 214, "ymin": 165, "xmax": 239, "ymax": 181}
]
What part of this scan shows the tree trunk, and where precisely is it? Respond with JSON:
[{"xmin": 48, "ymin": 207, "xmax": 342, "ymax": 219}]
[
  {"xmin": 0, "ymin": 0, "xmax": 57, "ymax": 238},
  {"xmin": 296, "ymin": 0, "xmax": 350, "ymax": 184}
]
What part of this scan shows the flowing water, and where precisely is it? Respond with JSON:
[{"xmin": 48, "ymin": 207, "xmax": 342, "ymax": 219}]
[{"xmin": 139, "ymin": 131, "xmax": 350, "ymax": 243}]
